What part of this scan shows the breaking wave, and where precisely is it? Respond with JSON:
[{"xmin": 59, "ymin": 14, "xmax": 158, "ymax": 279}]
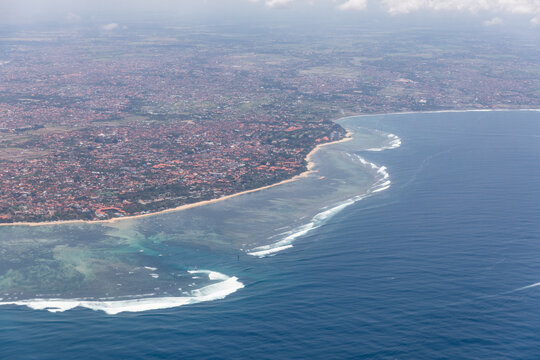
[
  {"xmin": 248, "ymin": 142, "xmax": 399, "ymax": 258},
  {"xmin": 365, "ymin": 132, "xmax": 402, "ymax": 152},
  {"xmin": 0, "ymin": 270, "xmax": 244, "ymax": 315}
]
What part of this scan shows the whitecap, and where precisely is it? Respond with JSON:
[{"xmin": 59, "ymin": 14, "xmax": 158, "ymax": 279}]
[
  {"xmin": 372, "ymin": 184, "xmax": 391, "ymax": 193},
  {"xmin": 188, "ymin": 269, "xmax": 230, "ymax": 281},
  {"xmin": 365, "ymin": 132, "xmax": 402, "ymax": 152},
  {"xmin": 0, "ymin": 270, "xmax": 243, "ymax": 315},
  {"xmin": 247, "ymin": 244, "xmax": 294, "ymax": 258},
  {"xmin": 248, "ymin": 149, "xmax": 397, "ymax": 258}
]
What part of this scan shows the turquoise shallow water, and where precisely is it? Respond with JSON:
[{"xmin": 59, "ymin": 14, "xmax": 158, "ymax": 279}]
[
  {"xmin": 0, "ymin": 117, "xmax": 390, "ymax": 309},
  {"xmin": 1, "ymin": 110, "xmax": 540, "ymax": 359}
]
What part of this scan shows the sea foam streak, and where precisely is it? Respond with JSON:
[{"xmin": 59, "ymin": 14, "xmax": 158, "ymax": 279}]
[
  {"xmin": 0, "ymin": 270, "xmax": 243, "ymax": 315},
  {"xmin": 509, "ymin": 281, "xmax": 540, "ymax": 292},
  {"xmin": 248, "ymin": 135, "xmax": 399, "ymax": 258}
]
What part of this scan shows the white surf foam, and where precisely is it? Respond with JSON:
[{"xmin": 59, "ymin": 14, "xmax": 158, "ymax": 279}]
[
  {"xmin": 365, "ymin": 132, "xmax": 402, "ymax": 152},
  {"xmin": 248, "ymin": 151, "xmax": 396, "ymax": 258},
  {"xmin": 0, "ymin": 270, "xmax": 243, "ymax": 315},
  {"xmin": 188, "ymin": 269, "xmax": 230, "ymax": 281},
  {"xmin": 349, "ymin": 109, "xmax": 540, "ymax": 119},
  {"xmin": 247, "ymin": 221, "xmax": 316, "ymax": 258},
  {"xmin": 247, "ymin": 244, "xmax": 294, "ymax": 258},
  {"xmin": 247, "ymin": 196, "xmax": 366, "ymax": 258},
  {"xmin": 372, "ymin": 182, "xmax": 391, "ymax": 193}
]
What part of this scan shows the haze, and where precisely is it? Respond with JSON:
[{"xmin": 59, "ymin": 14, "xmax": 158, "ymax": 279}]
[{"xmin": 1, "ymin": 0, "xmax": 539, "ymax": 30}]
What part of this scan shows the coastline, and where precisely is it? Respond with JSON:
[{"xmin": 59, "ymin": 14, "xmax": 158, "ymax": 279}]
[
  {"xmin": 0, "ymin": 130, "xmax": 354, "ymax": 227},
  {"xmin": 344, "ymin": 107, "xmax": 540, "ymax": 119},
  {"xmin": 2, "ymin": 107, "xmax": 538, "ymax": 228}
]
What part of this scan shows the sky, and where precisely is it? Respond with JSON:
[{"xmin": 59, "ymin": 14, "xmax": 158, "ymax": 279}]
[{"xmin": 0, "ymin": 0, "xmax": 539, "ymax": 28}]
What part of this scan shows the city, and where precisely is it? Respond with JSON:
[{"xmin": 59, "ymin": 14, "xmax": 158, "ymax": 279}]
[{"xmin": 0, "ymin": 25, "xmax": 538, "ymax": 222}]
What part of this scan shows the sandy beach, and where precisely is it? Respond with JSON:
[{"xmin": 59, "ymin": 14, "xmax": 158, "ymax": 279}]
[
  {"xmin": 4, "ymin": 107, "xmax": 538, "ymax": 228},
  {"xmin": 0, "ymin": 131, "xmax": 353, "ymax": 227}
]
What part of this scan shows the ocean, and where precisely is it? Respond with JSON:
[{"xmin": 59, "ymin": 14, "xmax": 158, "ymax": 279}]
[{"xmin": 1, "ymin": 110, "xmax": 540, "ymax": 359}]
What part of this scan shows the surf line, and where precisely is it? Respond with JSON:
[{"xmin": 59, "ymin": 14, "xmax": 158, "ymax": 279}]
[
  {"xmin": 247, "ymin": 131, "xmax": 400, "ymax": 258},
  {"xmin": 0, "ymin": 270, "xmax": 244, "ymax": 315}
]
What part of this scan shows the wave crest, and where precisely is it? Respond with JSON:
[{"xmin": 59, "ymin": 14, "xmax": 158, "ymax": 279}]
[
  {"xmin": 0, "ymin": 270, "xmax": 244, "ymax": 315},
  {"xmin": 365, "ymin": 132, "xmax": 402, "ymax": 151},
  {"xmin": 248, "ymin": 147, "xmax": 397, "ymax": 258}
]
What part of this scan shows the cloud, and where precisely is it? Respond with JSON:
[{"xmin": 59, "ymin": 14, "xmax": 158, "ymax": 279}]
[
  {"xmin": 381, "ymin": 0, "xmax": 540, "ymax": 15},
  {"xmin": 245, "ymin": 0, "xmax": 540, "ymax": 23},
  {"xmin": 483, "ymin": 16, "xmax": 503, "ymax": 25},
  {"xmin": 338, "ymin": 0, "xmax": 368, "ymax": 11},
  {"xmin": 265, "ymin": 0, "xmax": 294, "ymax": 8},
  {"xmin": 101, "ymin": 23, "xmax": 119, "ymax": 31}
]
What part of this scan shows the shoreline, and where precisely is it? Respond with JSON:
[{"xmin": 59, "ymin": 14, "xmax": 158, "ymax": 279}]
[
  {"xmin": 2, "ymin": 107, "xmax": 538, "ymax": 228},
  {"xmin": 340, "ymin": 107, "xmax": 539, "ymax": 119},
  {"xmin": 0, "ymin": 131, "xmax": 353, "ymax": 227}
]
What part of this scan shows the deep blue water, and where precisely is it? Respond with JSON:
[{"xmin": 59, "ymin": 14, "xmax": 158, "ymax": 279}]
[{"xmin": 1, "ymin": 110, "xmax": 540, "ymax": 359}]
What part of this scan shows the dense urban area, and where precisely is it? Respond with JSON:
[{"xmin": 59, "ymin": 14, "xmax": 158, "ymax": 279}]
[{"xmin": 0, "ymin": 25, "xmax": 538, "ymax": 222}]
